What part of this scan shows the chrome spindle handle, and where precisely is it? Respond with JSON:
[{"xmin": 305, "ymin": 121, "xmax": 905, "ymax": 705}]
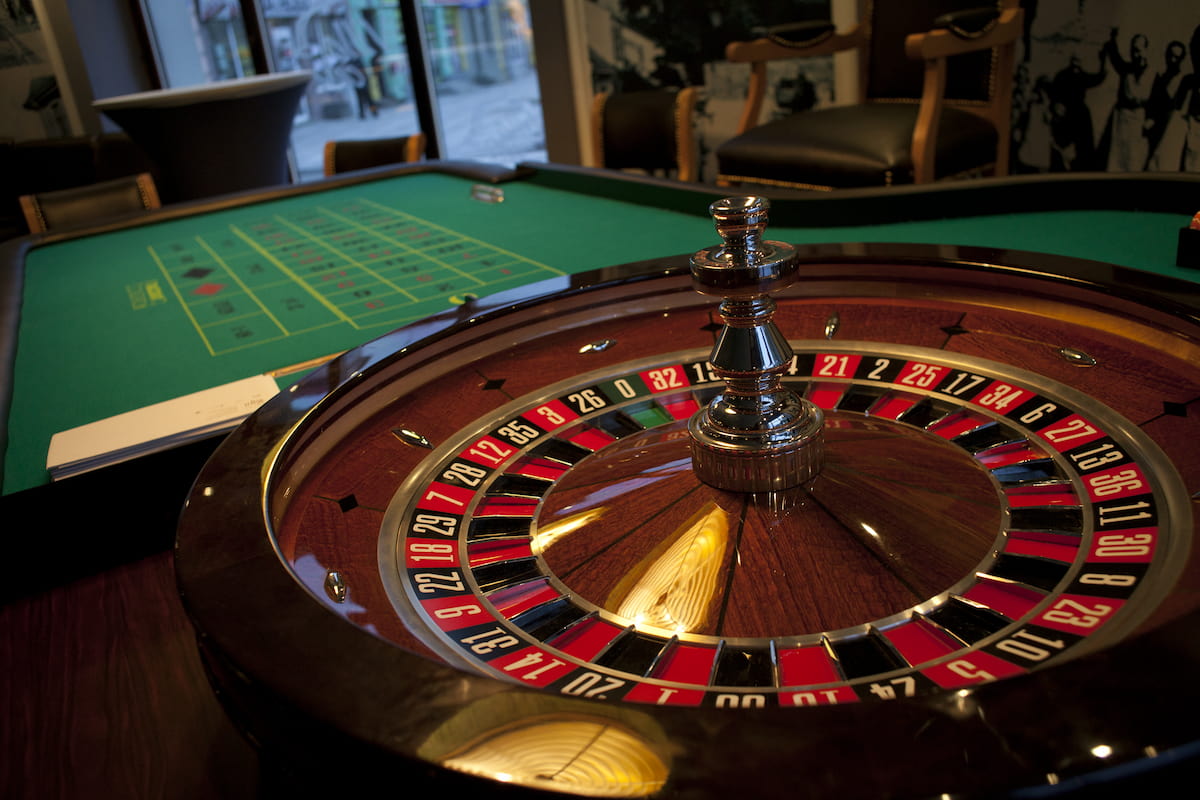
[{"xmin": 688, "ymin": 197, "xmax": 824, "ymax": 492}]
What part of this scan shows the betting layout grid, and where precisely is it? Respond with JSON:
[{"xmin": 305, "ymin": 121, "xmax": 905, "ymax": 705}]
[{"xmin": 145, "ymin": 197, "xmax": 565, "ymax": 357}]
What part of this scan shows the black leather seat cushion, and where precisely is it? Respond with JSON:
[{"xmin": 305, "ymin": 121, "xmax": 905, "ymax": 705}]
[
  {"xmin": 600, "ymin": 91, "xmax": 680, "ymax": 171},
  {"xmin": 717, "ymin": 103, "xmax": 998, "ymax": 188}
]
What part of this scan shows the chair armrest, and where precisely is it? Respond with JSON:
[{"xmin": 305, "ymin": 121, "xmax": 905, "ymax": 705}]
[
  {"xmin": 933, "ymin": 7, "xmax": 1002, "ymax": 38},
  {"xmin": 905, "ymin": 6, "xmax": 1022, "ymax": 61},
  {"xmin": 725, "ymin": 21, "xmax": 863, "ymax": 63},
  {"xmin": 905, "ymin": 6, "xmax": 1023, "ymax": 183},
  {"xmin": 766, "ymin": 21, "xmax": 838, "ymax": 48},
  {"xmin": 725, "ymin": 22, "xmax": 864, "ymax": 135}
]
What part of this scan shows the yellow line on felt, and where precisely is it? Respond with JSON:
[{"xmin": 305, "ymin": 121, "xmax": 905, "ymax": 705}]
[
  {"xmin": 315, "ymin": 204, "xmax": 484, "ymax": 288},
  {"xmin": 229, "ymin": 222, "xmax": 355, "ymax": 325},
  {"xmin": 196, "ymin": 235, "xmax": 290, "ymax": 335},
  {"xmin": 357, "ymin": 197, "xmax": 567, "ymax": 277},
  {"xmin": 270, "ymin": 211, "xmax": 421, "ymax": 305},
  {"xmin": 147, "ymin": 242, "xmax": 217, "ymax": 356}
]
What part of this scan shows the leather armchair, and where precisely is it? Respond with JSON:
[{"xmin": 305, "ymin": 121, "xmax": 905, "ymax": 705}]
[
  {"xmin": 717, "ymin": 1, "xmax": 1022, "ymax": 190},
  {"xmin": 323, "ymin": 133, "xmax": 428, "ymax": 176}
]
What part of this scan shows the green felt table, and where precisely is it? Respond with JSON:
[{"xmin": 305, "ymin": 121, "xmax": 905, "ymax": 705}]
[{"xmin": 3, "ymin": 162, "xmax": 1198, "ymax": 495}]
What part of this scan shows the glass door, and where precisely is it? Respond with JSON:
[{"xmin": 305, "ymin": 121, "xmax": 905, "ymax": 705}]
[
  {"xmin": 260, "ymin": 0, "xmax": 421, "ymax": 181},
  {"xmin": 416, "ymin": 0, "xmax": 546, "ymax": 164},
  {"xmin": 138, "ymin": 0, "xmax": 256, "ymax": 87}
]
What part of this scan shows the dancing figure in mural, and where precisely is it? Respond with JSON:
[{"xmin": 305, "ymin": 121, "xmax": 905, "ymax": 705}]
[
  {"xmin": 1144, "ymin": 39, "xmax": 1188, "ymax": 170},
  {"xmin": 1176, "ymin": 25, "xmax": 1200, "ymax": 171},
  {"xmin": 1100, "ymin": 30, "xmax": 1153, "ymax": 171},
  {"xmin": 1047, "ymin": 53, "xmax": 1108, "ymax": 170}
]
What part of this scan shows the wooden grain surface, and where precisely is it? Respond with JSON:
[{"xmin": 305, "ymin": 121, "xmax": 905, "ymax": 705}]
[
  {"xmin": 274, "ymin": 291, "xmax": 1200, "ymax": 648},
  {"xmin": 0, "ymin": 552, "xmax": 259, "ymax": 800}
]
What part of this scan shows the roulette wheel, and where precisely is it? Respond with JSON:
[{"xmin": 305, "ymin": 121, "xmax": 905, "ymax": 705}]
[{"xmin": 176, "ymin": 197, "xmax": 1200, "ymax": 799}]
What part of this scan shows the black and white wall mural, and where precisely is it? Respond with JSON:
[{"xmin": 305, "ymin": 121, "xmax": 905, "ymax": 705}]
[
  {"xmin": 1014, "ymin": 0, "xmax": 1200, "ymax": 174},
  {"xmin": 0, "ymin": 0, "xmax": 69, "ymax": 140}
]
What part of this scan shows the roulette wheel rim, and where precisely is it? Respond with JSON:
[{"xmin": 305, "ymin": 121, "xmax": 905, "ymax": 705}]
[{"xmin": 176, "ymin": 241, "xmax": 1200, "ymax": 799}]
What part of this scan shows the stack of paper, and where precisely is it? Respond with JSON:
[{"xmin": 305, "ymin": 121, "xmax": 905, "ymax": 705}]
[{"xmin": 46, "ymin": 374, "xmax": 281, "ymax": 481}]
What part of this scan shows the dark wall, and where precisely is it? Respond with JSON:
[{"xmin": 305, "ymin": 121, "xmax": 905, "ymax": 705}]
[{"xmin": 67, "ymin": 0, "xmax": 155, "ymax": 120}]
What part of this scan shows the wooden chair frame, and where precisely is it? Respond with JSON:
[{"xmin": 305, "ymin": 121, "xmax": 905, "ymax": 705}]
[{"xmin": 725, "ymin": 1, "xmax": 1022, "ymax": 184}]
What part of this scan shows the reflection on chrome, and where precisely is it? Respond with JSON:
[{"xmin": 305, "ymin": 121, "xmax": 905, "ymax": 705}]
[
  {"xmin": 432, "ymin": 714, "xmax": 669, "ymax": 797},
  {"xmin": 604, "ymin": 502, "xmax": 728, "ymax": 634}
]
